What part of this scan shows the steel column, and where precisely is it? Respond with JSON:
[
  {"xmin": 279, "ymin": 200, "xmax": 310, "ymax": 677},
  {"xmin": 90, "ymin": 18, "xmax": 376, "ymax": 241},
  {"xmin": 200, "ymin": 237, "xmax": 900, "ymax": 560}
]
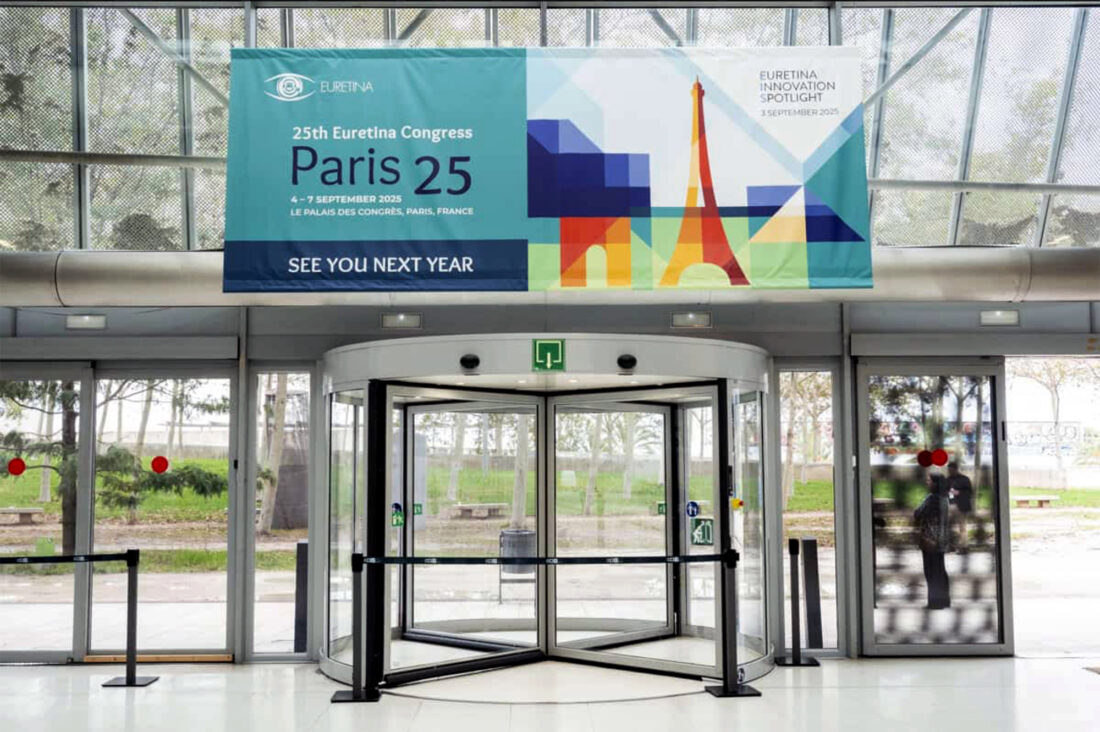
[
  {"xmin": 948, "ymin": 8, "xmax": 992, "ymax": 246},
  {"xmin": 1034, "ymin": 8, "xmax": 1088, "ymax": 248}
]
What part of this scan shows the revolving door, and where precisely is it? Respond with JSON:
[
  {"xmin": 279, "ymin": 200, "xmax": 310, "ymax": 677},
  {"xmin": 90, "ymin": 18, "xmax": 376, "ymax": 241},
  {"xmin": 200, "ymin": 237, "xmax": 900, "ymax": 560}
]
[{"xmin": 320, "ymin": 335, "xmax": 773, "ymax": 691}]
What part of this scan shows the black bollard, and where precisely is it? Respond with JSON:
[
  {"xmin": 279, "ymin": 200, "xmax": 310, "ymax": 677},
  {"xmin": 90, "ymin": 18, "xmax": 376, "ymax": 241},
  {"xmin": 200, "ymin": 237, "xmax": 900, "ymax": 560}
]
[
  {"xmin": 775, "ymin": 539, "xmax": 819, "ymax": 667},
  {"xmin": 103, "ymin": 549, "xmax": 159, "ymax": 687}
]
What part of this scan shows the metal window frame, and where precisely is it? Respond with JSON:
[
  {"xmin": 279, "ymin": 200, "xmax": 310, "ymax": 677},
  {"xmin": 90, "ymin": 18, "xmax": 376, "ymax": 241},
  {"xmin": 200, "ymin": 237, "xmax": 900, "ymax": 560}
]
[
  {"xmin": 0, "ymin": 363, "xmax": 94, "ymax": 664},
  {"xmin": 767, "ymin": 358, "xmax": 848, "ymax": 660},
  {"xmin": 1034, "ymin": 7, "xmax": 1089, "ymax": 248},
  {"xmin": 85, "ymin": 364, "xmax": 240, "ymax": 658},
  {"xmin": 854, "ymin": 357, "xmax": 1014, "ymax": 658},
  {"xmin": 242, "ymin": 361, "xmax": 316, "ymax": 661}
]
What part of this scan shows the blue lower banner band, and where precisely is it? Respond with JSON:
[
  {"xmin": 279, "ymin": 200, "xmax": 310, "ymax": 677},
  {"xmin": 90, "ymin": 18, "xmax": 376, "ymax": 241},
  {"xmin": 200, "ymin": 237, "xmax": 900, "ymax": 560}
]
[{"xmin": 224, "ymin": 239, "xmax": 528, "ymax": 292}]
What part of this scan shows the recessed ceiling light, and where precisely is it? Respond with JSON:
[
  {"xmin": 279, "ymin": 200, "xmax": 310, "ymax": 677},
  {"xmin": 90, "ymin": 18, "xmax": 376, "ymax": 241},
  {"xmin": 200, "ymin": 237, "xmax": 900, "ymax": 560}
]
[
  {"xmin": 456, "ymin": 381, "xmax": 465, "ymax": 386},
  {"xmin": 671, "ymin": 311, "xmax": 712, "ymax": 329},
  {"xmin": 380, "ymin": 312, "xmax": 422, "ymax": 329},
  {"xmin": 568, "ymin": 378, "xmax": 578, "ymax": 384},
  {"xmin": 517, "ymin": 379, "xmax": 527, "ymax": 384},
  {"xmin": 979, "ymin": 309, "xmax": 1019, "ymax": 326},
  {"xmin": 630, "ymin": 380, "xmax": 639, "ymax": 385},
  {"xmin": 66, "ymin": 314, "xmax": 106, "ymax": 330}
]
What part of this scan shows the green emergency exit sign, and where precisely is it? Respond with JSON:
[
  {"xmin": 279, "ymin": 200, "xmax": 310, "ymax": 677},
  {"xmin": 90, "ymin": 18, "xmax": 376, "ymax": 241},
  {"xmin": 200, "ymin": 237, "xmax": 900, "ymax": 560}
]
[
  {"xmin": 532, "ymin": 339, "xmax": 565, "ymax": 371},
  {"xmin": 690, "ymin": 517, "xmax": 714, "ymax": 546}
]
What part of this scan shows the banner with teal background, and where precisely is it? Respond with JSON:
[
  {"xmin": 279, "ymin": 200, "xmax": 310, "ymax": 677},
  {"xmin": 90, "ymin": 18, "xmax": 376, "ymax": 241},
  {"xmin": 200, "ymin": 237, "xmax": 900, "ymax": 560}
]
[{"xmin": 223, "ymin": 47, "xmax": 871, "ymax": 292}]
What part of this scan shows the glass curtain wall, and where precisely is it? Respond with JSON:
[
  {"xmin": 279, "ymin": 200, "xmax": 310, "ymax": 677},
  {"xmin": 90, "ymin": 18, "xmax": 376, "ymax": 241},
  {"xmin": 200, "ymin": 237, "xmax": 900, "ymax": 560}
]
[
  {"xmin": 89, "ymin": 377, "xmax": 232, "ymax": 652},
  {"xmin": 778, "ymin": 370, "xmax": 839, "ymax": 651},
  {"xmin": 3, "ymin": 4, "xmax": 1097, "ymax": 252},
  {"xmin": 253, "ymin": 371, "xmax": 311, "ymax": 655},
  {"xmin": 0, "ymin": 378, "xmax": 80, "ymax": 654}
]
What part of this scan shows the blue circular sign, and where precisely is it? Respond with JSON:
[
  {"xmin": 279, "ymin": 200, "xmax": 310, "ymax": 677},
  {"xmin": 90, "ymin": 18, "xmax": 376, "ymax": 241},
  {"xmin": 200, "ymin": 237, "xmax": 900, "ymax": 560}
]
[{"xmin": 686, "ymin": 500, "xmax": 700, "ymax": 518}]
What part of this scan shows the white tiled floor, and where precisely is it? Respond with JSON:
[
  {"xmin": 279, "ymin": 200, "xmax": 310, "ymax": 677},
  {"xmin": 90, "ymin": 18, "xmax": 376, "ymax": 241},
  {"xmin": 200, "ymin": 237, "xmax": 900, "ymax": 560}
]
[{"xmin": 1, "ymin": 657, "xmax": 1098, "ymax": 731}]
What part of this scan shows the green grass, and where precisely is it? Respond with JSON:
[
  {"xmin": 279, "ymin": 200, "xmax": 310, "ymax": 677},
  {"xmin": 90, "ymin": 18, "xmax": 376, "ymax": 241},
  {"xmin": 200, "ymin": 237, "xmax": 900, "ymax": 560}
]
[
  {"xmin": 0, "ymin": 457, "xmax": 229, "ymax": 522},
  {"xmin": 786, "ymin": 480, "xmax": 834, "ymax": 512}
]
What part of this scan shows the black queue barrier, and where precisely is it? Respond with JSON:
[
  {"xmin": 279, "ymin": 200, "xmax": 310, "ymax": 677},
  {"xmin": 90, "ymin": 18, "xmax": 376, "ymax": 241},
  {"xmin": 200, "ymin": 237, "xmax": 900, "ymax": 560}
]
[
  {"xmin": 775, "ymin": 538, "xmax": 820, "ymax": 668},
  {"xmin": 332, "ymin": 550, "xmax": 761, "ymax": 702},
  {"xmin": 0, "ymin": 548, "xmax": 159, "ymax": 687}
]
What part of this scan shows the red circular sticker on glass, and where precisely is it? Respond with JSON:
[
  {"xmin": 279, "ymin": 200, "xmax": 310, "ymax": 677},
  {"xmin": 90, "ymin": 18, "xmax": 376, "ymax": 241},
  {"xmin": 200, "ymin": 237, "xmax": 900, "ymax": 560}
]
[
  {"xmin": 151, "ymin": 456, "xmax": 169, "ymax": 474},
  {"xmin": 916, "ymin": 450, "xmax": 933, "ymax": 468},
  {"xmin": 931, "ymin": 449, "xmax": 949, "ymax": 467},
  {"xmin": 7, "ymin": 457, "xmax": 26, "ymax": 476}
]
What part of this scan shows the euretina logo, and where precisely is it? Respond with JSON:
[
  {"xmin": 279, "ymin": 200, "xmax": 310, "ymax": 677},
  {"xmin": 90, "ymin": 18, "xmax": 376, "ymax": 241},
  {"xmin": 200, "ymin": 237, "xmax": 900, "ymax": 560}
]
[{"xmin": 264, "ymin": 72, "xmax": 315, "ymax": 102}]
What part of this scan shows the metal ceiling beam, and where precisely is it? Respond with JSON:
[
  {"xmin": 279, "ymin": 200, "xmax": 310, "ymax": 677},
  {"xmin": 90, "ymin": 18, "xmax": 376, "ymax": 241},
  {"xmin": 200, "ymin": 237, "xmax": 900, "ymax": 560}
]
[
  {"xmin": 396, "ymin": 8, "xmax": 432, "ymax": 42},
  {"xmin": 948, "ymin": 7, "xmax": 991, "ymax": 246},
  {"xmin": 863, "ymin": 7, "xmax": 973, "ymax": 107},
  {"xmin": 1034, "ymin": 7, "xmax": 1089, "ymax": 248},
  {"xmin": 120, "ymin": 9, "xmax": 230, "ymax": 107},
  {"xmin": 647, "ymin": 9, "xmax": 682, "ymax": 46}
]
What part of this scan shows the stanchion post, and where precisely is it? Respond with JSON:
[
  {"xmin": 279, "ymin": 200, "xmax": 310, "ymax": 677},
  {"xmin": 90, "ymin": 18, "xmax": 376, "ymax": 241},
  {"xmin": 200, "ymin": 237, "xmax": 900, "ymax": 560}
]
[
  {"xmin": 332, "ymin": 552, "xmax": 379, "ymax": 703},
  {"xmin": 705, "ymin": 548, "xmax": 761, "ymax": 698},
  {"xmin": 776, "ymin": 538, "xmax": 819, "ymax": 667},
  {"xmin": 104, "ymin": 549, "xmax": 159, "ymax": 687}
]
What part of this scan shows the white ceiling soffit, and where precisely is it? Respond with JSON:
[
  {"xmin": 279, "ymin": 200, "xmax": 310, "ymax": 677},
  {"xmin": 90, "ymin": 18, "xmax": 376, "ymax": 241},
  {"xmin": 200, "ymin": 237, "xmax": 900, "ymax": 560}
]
[{"xmin": 0, "ymin": 248, "xmax": 1097, "ymax": 307}]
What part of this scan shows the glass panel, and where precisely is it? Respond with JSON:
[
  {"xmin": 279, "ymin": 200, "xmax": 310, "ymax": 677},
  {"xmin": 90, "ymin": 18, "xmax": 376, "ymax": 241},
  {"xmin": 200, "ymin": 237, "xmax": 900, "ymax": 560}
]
[
  {"xmin": 867, "ymin": 374, "xmax": 1001, "ymax": 645},
  {"xmin": 86, "ymin": 8, "xmax": 180, "ymax": 156},
  {"xmin": 733, "ymin": 391, "xmax": 767, "ymax": 663},
  {"xmin": 1042, "ymin": 194, "xmax": 1100, "ymax": 248},
  {"xmin": 0, "ymin": 6, "xmax": 73, "ymax": 150},
  {"xmin": 87, "ymin": 164, "xmax": 184, "ymax": 251},
  {"xmin": 681, "ymin": 402, "xmax": 717, "ymax": 666},
  {"xmin": 397, "ymin": 8, "xmax": 486, "ymax": 48},
  {"xmin": 90, "ymin": 378, "xmax": 231, "ymax": 651},
  {"xmin": 496, "ymin": 9, "xmax": 542, "ymax": 48},
  {"xmin": 794, "ymin": 9, "xmax": 830, "ymax": 47},
  {"xmin": 779, "ymin": 372, "xmax": 838, "ymax": 651},
  {"xmin": 255, "ymin": 9, "xmax": 282, "ymax": 49},
  {"xmin": 327, "ymin": 390, "xmax": 361, "ymax": 663},
  {"xmin": 0, "ymin": 379, "xmax": 80, "ymax": 653},
  {"xmin": 1056, "ymin": 18, "xmax": 1100, "ymax": 187},
  {"xmin": 404, "ymin": 406, "xmax": 536, "ymax": 652},
  {"xmin": 544, "ymin": 9, "xmax": 587, "ymax": 47},
  {"xmin": 292, "ymin": 8, "xmax": 386, "ymax": 47},
  {"xmin": 695, "ymin": 8, "xmax": 784, "ymax": 47},
  {"xmin": 968, "ymin": 7, "xmax": 1076, "ymax": 184},
  {"xmin": 1006, "ymin": 358, "xmax": 1100, "ymax": 656},
  {"xmin": 876, "ymin": 8, "xmax": 978, "ymax": 181},
  {"xmin": 595, "ymin": 8, "xmax": 684, "ymax": 47},
  {"xmin": 873, "ymin": 189, "xmax": 954, "ymax": 247},
  {"xmin": 553, "ymin": 405, "xmax": 691, "ymax": 663},
  {"xmin": 253, "ymin": 372, "xmax": 310, "ymax": 654},
  {"xmin": 0, "ymin": 162, "xmax": 75, "ymax": 251},
  {"xmin": 957, "ymin": 191, "xmax": 1041, "ymax": 247}
]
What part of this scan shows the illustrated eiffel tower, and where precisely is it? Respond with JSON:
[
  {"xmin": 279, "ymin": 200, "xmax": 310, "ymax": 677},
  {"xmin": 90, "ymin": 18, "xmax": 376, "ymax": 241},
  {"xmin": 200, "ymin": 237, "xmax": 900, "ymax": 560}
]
[{"xmin": 660, "ymin": 78, "xmax": 749, "ymax": 287}]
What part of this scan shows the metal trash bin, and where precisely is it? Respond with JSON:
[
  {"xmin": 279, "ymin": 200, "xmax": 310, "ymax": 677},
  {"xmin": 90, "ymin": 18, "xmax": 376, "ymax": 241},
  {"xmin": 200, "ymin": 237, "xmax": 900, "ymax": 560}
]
[{"xmin": 499, "ymin": 528, "xmax": 536, "ymax": 574}]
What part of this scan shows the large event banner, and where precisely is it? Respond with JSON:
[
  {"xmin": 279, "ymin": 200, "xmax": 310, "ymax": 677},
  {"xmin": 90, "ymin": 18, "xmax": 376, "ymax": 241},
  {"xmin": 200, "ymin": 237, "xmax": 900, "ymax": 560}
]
[{"xmin": 223, "ymin": 48, "xmax": 871, "ymax": 292}]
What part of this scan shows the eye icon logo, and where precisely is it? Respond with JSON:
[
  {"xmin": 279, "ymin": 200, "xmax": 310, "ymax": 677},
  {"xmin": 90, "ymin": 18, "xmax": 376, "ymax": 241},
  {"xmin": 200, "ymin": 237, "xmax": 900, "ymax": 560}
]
[{"xmin": 265, "ymin": 73, "xmax": 315, "ymax": 102}]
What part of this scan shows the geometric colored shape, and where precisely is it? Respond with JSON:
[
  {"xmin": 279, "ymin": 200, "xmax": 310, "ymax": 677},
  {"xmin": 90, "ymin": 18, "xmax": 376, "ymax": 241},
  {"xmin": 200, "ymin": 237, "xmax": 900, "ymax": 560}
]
[
  {"xmin": 750, "ymin": 188, "xmax": 806, "ymax": 244},
  {"xmin": 151, "ymin": 456, "xmax": 169, "ymax": 474},
  {"xmin": 560, "ymin": 216, "xmax": 632, "ymax": 287},
  {"xmin": 527, "ymin": 119, "xmax": 651, "ymax": 219},
  {"xmin": 747, "ymin": 185, "xmax": 801, "ymax": 238},
  {"xmin": 749, "ymin": 240, "xmax": 808, "ymax": 288},
  {"xmin": 931, "ymin": 449, "xmax": 949, "ymax": 467},
  {"xmin": 806, "ymin": 240, "xmax": 872, "ymax": 289},
  {"xmin": 6, "ymin": 457, "xmax": 26, "ymax": 476},
  {"xmin": 917, "ymin": 450, "xmax": 933, "ymax": 468},
  {"xmin": 804, "ymin": 124, "xmax": 871, "ymax": 243}
]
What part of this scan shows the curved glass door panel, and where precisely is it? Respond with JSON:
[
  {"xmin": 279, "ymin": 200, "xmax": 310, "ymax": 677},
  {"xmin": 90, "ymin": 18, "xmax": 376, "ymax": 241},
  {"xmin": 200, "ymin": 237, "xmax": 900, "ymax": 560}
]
[
  {"xmin": 732, "ymin": 390, "xmax": 768, "ymax": 664},
  {"xmin": 384, "ymin": 387, "xmax": 542, "ymax": 676},
  {"xmin": 552, "ymin": 404, "xmax": 670, "ymax": 650},
  {"xmin": 327, "ymin": 389, "xmax": 362, "ymax": 665}
]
